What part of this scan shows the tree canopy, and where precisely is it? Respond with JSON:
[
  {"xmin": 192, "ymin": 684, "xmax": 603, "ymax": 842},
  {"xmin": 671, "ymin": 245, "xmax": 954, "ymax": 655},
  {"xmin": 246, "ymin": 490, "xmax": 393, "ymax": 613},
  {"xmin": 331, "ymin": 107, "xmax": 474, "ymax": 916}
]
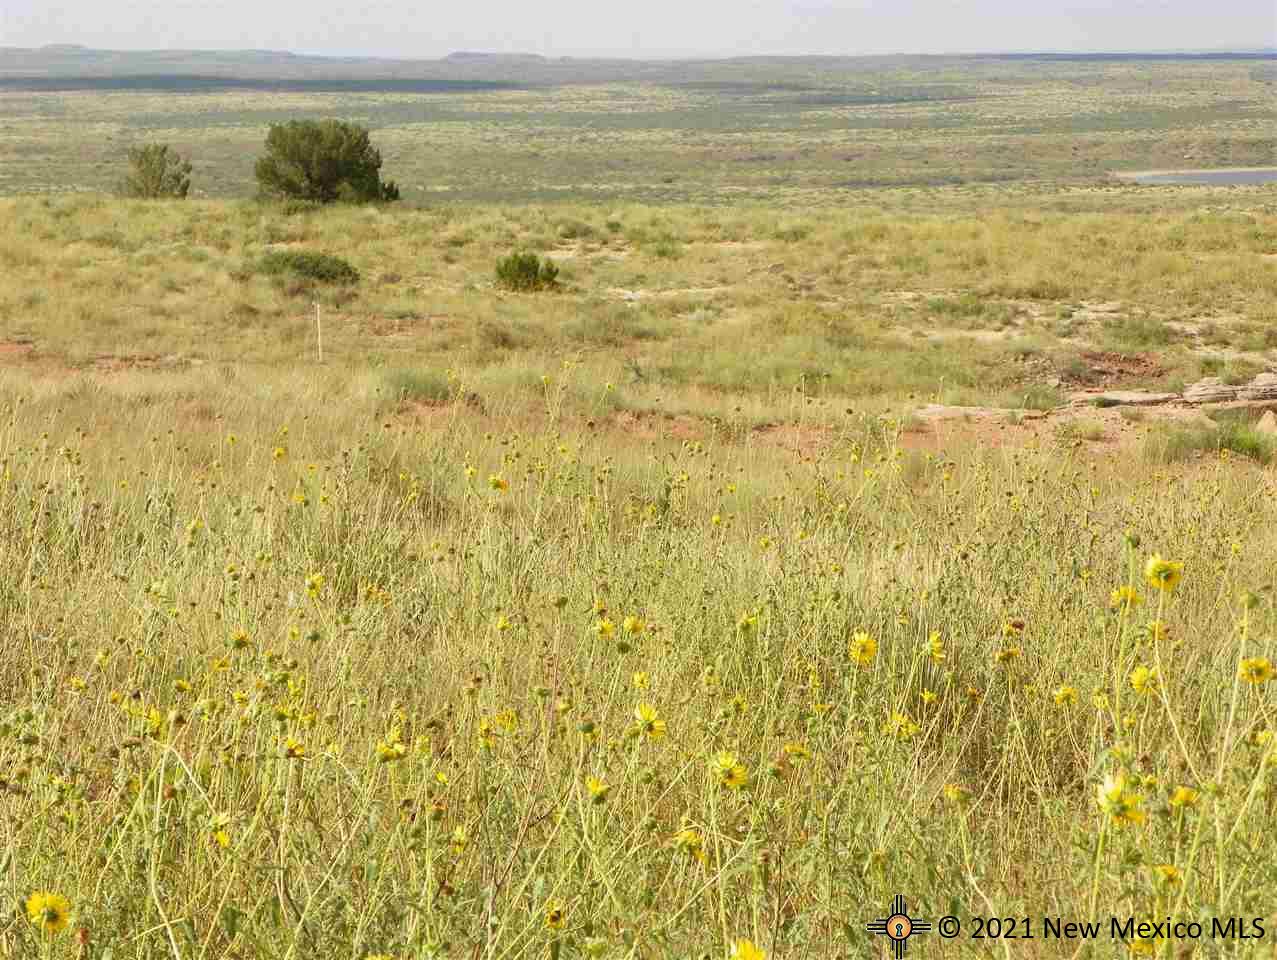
[{"xmin": 254, "ymin": 120, "xmax": 399, "ymax": 204}]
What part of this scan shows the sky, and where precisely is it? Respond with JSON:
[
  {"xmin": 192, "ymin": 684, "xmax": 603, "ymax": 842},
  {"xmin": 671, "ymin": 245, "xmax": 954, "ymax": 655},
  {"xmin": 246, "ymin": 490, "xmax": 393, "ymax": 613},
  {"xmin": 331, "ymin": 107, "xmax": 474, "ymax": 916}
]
[{"xmin": 3, "ymin": 0, "xmax": 1274, "ymax": 59}]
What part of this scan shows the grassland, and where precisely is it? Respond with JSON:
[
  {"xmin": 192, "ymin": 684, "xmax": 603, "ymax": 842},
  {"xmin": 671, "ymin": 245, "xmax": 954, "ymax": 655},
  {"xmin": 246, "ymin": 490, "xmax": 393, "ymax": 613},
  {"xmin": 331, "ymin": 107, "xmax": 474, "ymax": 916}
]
[
  {"xmin": 3, "ymin": 49, "xmax": 1277, "ymax": 960},
  {"xmin": 1, "ymin": 186, "xmax": 1276, "ymax": 958},
  {"xmin": 2, "ymin": 191, "xmax": 1276, "ymax": 415},
  {"xmin": 0, "ymin": 53, "xmax": 1273, "ymax": 203}
]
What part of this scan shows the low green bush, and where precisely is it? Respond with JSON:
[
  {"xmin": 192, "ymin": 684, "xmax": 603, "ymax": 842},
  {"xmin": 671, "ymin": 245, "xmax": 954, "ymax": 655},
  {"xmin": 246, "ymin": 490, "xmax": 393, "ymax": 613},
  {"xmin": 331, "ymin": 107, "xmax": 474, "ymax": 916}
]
[
  {"xmin": 258, "ymin": 250, "xmax": 360, "ymax": 284},
  {"xmin": 495, "ymin": 252, "xmax": 559, "ymax": 292}
]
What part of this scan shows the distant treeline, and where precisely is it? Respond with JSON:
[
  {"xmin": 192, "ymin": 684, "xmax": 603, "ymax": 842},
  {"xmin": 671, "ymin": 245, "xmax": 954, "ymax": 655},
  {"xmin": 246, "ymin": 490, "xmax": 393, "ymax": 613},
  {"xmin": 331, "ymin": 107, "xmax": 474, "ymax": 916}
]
[{"xmin": 0, "ymin": 75, "xmax": 527, "ymax": 93}]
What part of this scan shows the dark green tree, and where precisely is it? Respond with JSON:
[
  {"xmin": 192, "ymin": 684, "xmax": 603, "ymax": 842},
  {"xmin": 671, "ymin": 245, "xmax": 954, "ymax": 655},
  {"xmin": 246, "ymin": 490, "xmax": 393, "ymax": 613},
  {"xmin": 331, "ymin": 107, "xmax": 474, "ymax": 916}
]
[
  {"xmin": 254, "ymin": 120, "xmax": 400, "ymax": 204},
  {"xmin": 119, "ymin": 144, "xmax": 192, "ymax": 199}
]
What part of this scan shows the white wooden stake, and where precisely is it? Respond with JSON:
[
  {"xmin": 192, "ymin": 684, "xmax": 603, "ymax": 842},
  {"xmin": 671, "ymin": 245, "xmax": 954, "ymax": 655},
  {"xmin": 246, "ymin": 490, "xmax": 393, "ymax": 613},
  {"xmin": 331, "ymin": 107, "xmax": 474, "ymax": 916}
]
[{"xmin": 315, "ymin": 303, "xmax": 323, "ymax": 364}]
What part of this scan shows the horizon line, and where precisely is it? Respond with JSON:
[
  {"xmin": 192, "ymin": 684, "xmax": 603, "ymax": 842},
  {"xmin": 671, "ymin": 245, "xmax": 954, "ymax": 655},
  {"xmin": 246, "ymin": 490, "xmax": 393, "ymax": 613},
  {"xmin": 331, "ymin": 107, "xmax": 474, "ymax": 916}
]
[{"xmin": 5, "ymin": 43, "xmax": 1276, "ymax": 63}]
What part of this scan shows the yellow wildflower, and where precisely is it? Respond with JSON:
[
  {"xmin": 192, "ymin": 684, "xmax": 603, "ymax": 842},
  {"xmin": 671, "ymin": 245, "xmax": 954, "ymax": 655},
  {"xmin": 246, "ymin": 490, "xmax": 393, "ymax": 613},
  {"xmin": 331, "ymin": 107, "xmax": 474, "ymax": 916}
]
[
  {"xmin": 729, "ymin": 941, "xmax": 766, "ymax": 960},
  {"xmin": 545, "ymin": 900, "xmax": 566, "ymax": 930},
  {"xmin": 210, "ymin": 813, "xmax": 232, "ymax": 849},
  {"xmin": 1144, "ymin": 554, "xmax": 1184, "ymax": 592},
  {"xmin": 1109, "ymin": 586, "xmax": 1142, "ymax": 611},
  {"xmin": 634, "ymin": 702, "xmax": 666, "ymax": 739},
  {"xmin": 884, "ymin": 711, "xmax": 920, "ymax": 740},
  {"xmin": 926, "ymin": 631, "xmax": 945, "ymax": 663},
  {"xmin": 782, "ymin": 742, "xmax": 811, "ymax": 762},
  {"xmin": 712, "ymin": 751, "xmax": 749, "ymax": 789},
  {"xmin": 585, "ymin": 776, "xmax": 610, "ymax": 804},
  {"xmin": 376, "ymin": 734, "xmax": 407, "ymax": 763},
  {"xmin": 942, "ymin": 783, "xmax": 970, "ymax": 805},
  {"xmin": 1053, "ymin": 685, "xmax": 1079, "ymax": 706},
  {"xmin": 673, "ymin": 827, "xmax": 708, "ymax": 863},
  {"xmin": 1096, "ymin": 772, "xmax": 1146, "ymax": 826},
  {"xmin": 849, "ymin": 631, "xmax": 877, "ymax": 666},
  {"xmin": 994, "ymin": 646, "xmax": 1021, "ymax": 666},
  {"xmin": 1129, "ymin": 665, "xmax": 1157, "ymax": 696},
  {"xmin": 24, "ymin": 891, "xmax": 71, "ymax": 936},
  {"xmin": 1239, "ymin": 657, "xmax": 1275, "ymax": 684},
  {"xmin": 1168, "ymin": 785, "xmax": 1199, "ymax": 810}
]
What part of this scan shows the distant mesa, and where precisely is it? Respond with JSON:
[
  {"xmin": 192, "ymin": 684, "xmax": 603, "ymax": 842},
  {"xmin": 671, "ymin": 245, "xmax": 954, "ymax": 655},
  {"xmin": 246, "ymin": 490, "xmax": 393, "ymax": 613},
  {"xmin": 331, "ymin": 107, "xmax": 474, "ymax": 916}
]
[
  {"xmin": 40, "ymin": 43, "xmax": 88, "ymax": 51},
  {"xmin": 444, "ymin": 51, "xmax": 548, "ymax": 63}
]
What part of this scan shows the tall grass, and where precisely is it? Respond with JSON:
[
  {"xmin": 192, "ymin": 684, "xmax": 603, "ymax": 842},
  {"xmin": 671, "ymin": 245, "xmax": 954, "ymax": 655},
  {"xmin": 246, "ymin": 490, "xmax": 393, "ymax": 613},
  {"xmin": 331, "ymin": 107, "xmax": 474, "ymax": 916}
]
[{"xmin": 4, "ymin": 367, "xmax": 1277, "ymax": 957}]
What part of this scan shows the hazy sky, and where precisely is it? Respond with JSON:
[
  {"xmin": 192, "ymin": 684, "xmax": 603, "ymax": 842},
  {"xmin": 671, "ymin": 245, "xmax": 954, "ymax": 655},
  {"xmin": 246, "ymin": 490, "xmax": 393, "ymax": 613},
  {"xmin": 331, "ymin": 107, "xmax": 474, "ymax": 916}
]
[{"xmin": 3, "ymin": 0, "xmax": 1274, "ymax": 58}]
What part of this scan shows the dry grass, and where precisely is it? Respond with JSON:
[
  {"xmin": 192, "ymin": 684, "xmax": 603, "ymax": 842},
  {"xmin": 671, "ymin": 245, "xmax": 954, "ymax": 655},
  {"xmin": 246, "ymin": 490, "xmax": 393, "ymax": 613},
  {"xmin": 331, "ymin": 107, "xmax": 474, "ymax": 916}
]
[
  {"xmin": 1, "ymin": 195, "xmax": 1274, "ymax": 427},
  {"xmin": 3, "ymin": 358, "xmax": 1277, "ymax": 957},
  {"xmin": 0, "ymin": 139, "xmax": 1276, "ymax": 956}
]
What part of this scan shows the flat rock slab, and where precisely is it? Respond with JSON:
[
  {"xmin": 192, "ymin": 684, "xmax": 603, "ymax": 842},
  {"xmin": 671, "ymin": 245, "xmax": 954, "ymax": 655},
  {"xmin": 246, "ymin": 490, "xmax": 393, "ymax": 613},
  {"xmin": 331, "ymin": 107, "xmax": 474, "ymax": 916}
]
[
  {"xmin": 1184, "ymin": 377, "xmax": 1239, "ymax": 404},
  {"xmin": 1069, "ymin": 391, "xmax": 1178, "ymax": 407},
  {"xmin": 1184, "ymin": 374, "xmax": 1277, "ymax": 404},
  {"xmin": 1239, "ymin": 373, "xmax": 1277, "ymax": 402},
  {"xmin": 914, "ymin": 404, "xmax": 1049, "ymax": 421}
]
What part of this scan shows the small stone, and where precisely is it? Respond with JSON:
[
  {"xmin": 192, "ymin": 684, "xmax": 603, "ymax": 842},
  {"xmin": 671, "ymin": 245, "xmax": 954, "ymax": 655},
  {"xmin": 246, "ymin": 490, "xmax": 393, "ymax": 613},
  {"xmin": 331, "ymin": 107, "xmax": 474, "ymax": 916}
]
[{"xmin": 1257, "ymin": 411, "xmax": 1277, "ymax": 437}]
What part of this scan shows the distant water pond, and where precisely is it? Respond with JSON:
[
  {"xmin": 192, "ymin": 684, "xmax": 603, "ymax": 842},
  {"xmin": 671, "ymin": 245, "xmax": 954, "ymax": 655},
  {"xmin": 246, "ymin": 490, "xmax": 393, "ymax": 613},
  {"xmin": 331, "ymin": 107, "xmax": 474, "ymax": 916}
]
[{"xmin": 1119, "ymin": 168, "xmax": 1277, "ymax": 186}]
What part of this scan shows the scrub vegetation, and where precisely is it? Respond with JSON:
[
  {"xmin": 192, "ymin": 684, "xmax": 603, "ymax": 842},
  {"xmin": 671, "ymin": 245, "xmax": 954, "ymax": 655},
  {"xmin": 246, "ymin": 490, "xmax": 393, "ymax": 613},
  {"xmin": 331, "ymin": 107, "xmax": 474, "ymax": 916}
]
[{"xmin": 2, "ymin": 48, "xmax": 1277, "ymax": 960}]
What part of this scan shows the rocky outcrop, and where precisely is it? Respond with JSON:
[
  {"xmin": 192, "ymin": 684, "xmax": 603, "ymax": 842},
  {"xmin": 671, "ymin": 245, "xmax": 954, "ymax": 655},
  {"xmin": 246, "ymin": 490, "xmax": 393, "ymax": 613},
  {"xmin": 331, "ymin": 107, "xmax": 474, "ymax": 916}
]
[
  {"xmin": 1238, "ymin": 373, "xmax": 1277, "ymax": 402},
  {"xmin": 1183, "ymin": 377, "xmax": 1240, "ymax": 404}
]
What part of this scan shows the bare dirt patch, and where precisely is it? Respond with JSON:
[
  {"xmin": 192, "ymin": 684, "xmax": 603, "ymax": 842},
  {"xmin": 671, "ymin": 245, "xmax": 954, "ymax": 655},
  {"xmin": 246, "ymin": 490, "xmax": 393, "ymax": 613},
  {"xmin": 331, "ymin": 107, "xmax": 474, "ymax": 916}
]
[
  {"xmin": 611, "ymin": 410, "xmax": 706, "ymax": 443},
  {"xmin": 607, "ymin": 286, "xmax": 728, "ymax": 303},
  {"xmin": 902, "ymin": 402, "xmax": 1218, "ymax": 456},
  {"xmin": 751, "ymin": 423, "xmax": 833, "ymax": 459},
  {"xmin": 0, "ymin": 340, "xmax": 36, "ymax": 360},
  {"xmin": 708, "ymin": 240, "xmax": 768, "ymax": 253},
  {"xmin": 1062, "ymin": 350, "xmax": 1164, "ymax": 388}
]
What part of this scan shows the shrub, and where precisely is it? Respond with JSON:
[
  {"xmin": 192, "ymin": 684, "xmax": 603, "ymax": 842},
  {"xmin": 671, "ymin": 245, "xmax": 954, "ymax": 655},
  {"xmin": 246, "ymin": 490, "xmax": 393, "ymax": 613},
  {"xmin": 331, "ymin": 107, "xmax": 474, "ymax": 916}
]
[
  {"xmin": 258, "ymin": 250, "xmax": 360, "ymax": 284},
  {"xmin": 119, "ymin": 144, "xmax": 192, "ymax": 199},
  {"xmin": 254, "ymin": 120, "xmax": 400, "ymax": 204},
  {"xmin": 495, "ymin": 252, "xmax": 559, "ymax": 292},
  {"xmin": 1143, "ymin": 419, "xmax": 1274, "ymax": 465},
  {"xmin": 382, "ymin": 369, "xmax": 452, "ymax": 406}
]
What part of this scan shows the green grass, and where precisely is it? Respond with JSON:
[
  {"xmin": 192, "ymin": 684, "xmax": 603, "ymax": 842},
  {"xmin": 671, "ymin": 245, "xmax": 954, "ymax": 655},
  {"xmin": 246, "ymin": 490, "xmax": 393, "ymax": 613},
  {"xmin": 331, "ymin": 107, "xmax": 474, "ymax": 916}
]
[
  {"xmin": 1142, "ymin": 417, "xmax": 1276, "ymax": 465},
  {"xmin": 380, "ymin": 367, "xmax": 454, "ymax": 407},
  {"xmin": 1057, "ymin": 418, "xmax": 1108, "ymax": 441}
]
